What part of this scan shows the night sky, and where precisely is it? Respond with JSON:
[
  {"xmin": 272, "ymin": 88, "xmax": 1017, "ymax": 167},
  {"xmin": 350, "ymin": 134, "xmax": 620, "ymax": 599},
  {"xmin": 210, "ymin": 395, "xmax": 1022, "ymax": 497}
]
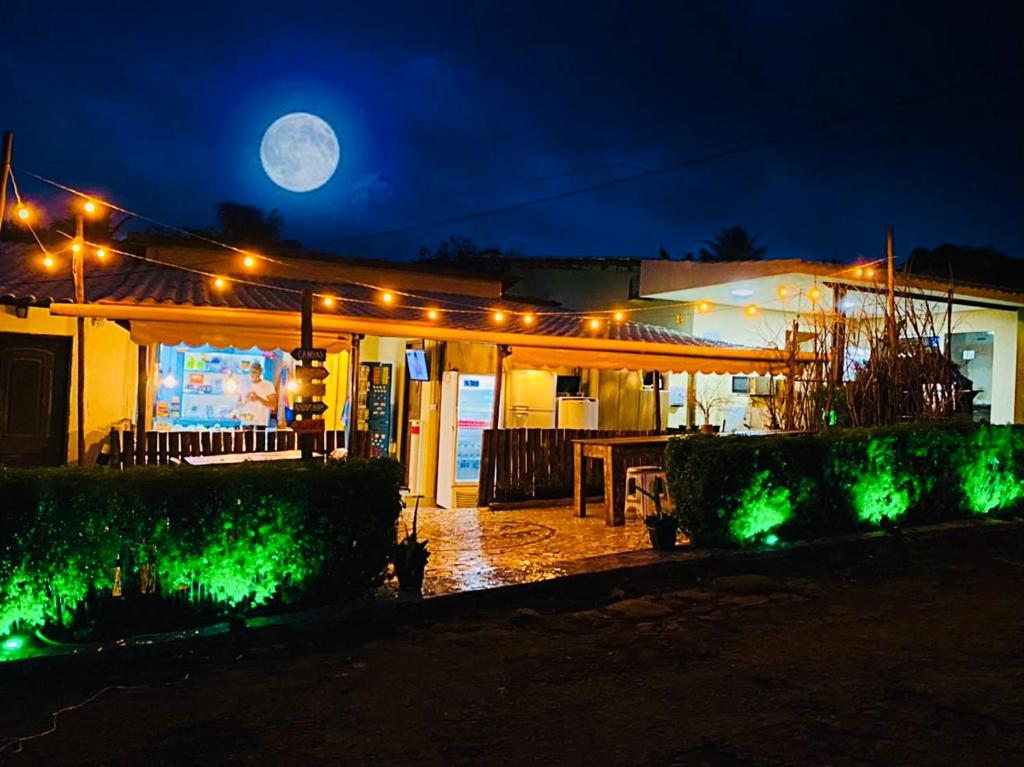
[{"xmin": 3, "ymin": 1, "xmax": 1021, "ymax": 263}]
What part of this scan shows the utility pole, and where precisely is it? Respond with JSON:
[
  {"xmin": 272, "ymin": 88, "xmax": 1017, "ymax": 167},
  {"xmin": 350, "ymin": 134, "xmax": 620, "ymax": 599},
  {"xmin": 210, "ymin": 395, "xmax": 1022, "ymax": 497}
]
[
  {"xmin": 0, "ymin": 132, "xmax": 13, "ymax": 239},
  {"xmin": 73, "ymin": 213, "xmax": 86, "ymax": 465},
  {"xmin": 886, "ymin": 226, "xmax": 896, "ymax": 349},
  {"xmin": 299, "ymin": 289, "xmax": 314, "ymax": 462}
]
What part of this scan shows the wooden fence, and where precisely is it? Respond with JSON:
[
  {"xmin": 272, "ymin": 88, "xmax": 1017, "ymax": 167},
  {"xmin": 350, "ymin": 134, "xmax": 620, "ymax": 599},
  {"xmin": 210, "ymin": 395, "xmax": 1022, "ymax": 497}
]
[
  {"xmin": 478, "ymin": 428, "xmax": 662, "ymax": 506},
  {"xmin": 107, "ymin": 427, "xmax": 362, "ymax": 469}
]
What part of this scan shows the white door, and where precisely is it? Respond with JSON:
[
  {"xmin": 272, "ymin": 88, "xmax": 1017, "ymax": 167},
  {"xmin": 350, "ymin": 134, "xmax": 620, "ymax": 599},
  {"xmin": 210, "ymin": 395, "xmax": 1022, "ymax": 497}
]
[{"xmin": 435, "ymin": 371, "xmax": 459, "ymax": 509}]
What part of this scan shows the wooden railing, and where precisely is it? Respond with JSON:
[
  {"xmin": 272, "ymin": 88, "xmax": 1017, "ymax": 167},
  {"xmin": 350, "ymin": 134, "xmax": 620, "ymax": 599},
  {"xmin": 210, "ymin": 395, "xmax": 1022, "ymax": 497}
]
[
  {"xmin": 107, "ymin": 427, "xmax": 355, "ymax": 469},
  {"xmin": 478, "ymin": 428, "xmax": 662, "ymax": 506}
]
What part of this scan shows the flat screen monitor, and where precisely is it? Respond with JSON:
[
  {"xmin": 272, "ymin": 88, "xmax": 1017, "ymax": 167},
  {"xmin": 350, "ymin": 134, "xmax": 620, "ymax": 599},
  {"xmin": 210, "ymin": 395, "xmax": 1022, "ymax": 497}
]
[
  {"xmin": 406, "ymin": 349, "xmax": 429, "ymax": 381},
  {"xmin": 731, "ymin": 376, "xmax": 750, "ymax": 394}
]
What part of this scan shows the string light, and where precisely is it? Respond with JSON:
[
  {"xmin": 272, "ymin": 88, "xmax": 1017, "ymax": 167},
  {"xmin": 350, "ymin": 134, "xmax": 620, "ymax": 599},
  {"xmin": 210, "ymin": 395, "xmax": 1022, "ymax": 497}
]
[
  {"xmin": 808, "ymin": 286, "xmax": 822, "ymax": 302},
  {"xmin": 777, "ymin": 286, "xmax": 789, "ymax": 299},
  {"xmin": 321, "ymin": 295, "xmax": 335, "ymax": 308},
  {"xmin": 70, "ymin": 239, "xmax": 83, "ymax": 254},
  {"xmin": 82, "ymin": 200, "xmax": 98, "ymax": 215},
  {"xmin": 95, "ymin": 248, "xmax": 106, "ymax": 260},
  {"xmin": 697, "ymin": 301, "xmax": 712, "ymax": 313},
  {"xmin": 492, "ymin": 310, "xmax": 506, "ymax": 323},
  {"xmin": 854, "ymin": 267, "xmax": 864, "ymax": 278},
  {"xmin": 865, "ymin": 267, "xmax": 876, "ymax": 278},
  {"xmin": 426, "ymin": 308, "xmax": 439, "ymax": 320},
  {"xmin": 613, "ymin": 310, "xmax": 625, "ymax": 322},
  {"xmin": 213, "ymin": 277, "xmax": 226, "ymax": 290},
  {"xmin": 381, "ymin": 291, "xmax": 394, "ymax": 304},
  {"xmin": 522, "ymin": 313, "xmax": 535, "ymax": 326},
  {"xmin": 42, "ymin": 255, "xmax": 55, "ymax": 269},
  {"xmin": 243, "ymin": 255, "xmax": 256, "ymax": 269},
  {"xmin": 286, "ymin": 379, "xmax": 299, "ymax": 393},
  {"xmin": 745, "ymin": 304, "xmax": 759, "ymax": 317},
  {"xmin": 588, "ymin": 318, "xmax": 602, "ymax": 330},
  {"xmin": 16, "ymin": 204, "xmax": 31, "ymax": 221}
]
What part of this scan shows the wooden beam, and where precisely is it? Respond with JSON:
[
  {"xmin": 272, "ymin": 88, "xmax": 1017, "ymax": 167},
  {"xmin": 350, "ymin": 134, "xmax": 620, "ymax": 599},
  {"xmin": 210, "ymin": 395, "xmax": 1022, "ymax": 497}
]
[{"xmin": 491, "ymin": 344, "xmax": 509, "ymax": 430}]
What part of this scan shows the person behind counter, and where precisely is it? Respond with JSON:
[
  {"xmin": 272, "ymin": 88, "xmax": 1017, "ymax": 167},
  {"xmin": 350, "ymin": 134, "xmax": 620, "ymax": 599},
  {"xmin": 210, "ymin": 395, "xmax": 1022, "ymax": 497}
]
[{"xmin": 242, "ymin": 361, "xmax": 277, "ymax": 427}]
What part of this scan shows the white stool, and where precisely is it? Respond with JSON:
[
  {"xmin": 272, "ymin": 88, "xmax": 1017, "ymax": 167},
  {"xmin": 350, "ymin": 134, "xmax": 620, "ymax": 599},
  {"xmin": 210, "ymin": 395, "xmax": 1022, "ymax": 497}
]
[{"xmin": 624, "ymin": 466, "xmax": 672, "ymax": 520}]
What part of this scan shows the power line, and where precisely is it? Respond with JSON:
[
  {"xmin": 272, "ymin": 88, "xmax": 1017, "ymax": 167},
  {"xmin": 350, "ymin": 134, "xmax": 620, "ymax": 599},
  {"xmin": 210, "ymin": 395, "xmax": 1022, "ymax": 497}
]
[{"xmin": 337, "ymin": 85, "xmax": 957, "ymax": 245}]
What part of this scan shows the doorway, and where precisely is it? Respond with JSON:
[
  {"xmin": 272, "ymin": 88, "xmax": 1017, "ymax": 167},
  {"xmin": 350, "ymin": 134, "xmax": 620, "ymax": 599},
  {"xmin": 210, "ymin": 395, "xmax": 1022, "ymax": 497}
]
[{"xmin": 0, "ymin": 332, "xmax": 72, "ymax": 466}]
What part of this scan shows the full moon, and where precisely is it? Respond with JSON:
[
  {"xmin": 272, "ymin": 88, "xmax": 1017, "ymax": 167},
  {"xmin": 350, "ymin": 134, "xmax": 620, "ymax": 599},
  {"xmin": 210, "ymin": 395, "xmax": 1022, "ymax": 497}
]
[{"xmin": 260, "ymin": 113, "xmax": 340, "ymax": 192}]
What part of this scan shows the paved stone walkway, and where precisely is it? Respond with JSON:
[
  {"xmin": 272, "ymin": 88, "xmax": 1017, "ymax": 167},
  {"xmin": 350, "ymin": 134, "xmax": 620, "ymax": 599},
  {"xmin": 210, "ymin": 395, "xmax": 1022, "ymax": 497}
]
[{"xmin": 397, "ymin": 502, "xmax": 658, "ymax": 596}]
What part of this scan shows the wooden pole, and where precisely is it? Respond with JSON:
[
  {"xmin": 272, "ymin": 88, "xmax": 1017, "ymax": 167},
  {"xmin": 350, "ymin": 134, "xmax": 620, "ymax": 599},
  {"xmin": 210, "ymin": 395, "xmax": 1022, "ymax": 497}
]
[
  {"xmin": 685, "ymin": 372, "xmax": 697, "ymax": 429},
  {"xmin": 0, "ymin": 132, "xmax": 12, "ymax": 239},
  {"xmin": 299, "ymin": 289, "xmax": 314, "ymax": 462},
  {"xmin": 652, "ymin": 369, "xmax": 662, "ymax": 431},
  {"xmin": 831, "ymin": 284, "xmax": 847, "ymax": 385},
  {"xmin": 346, "ymin": 334, "xmax": 362, "ymax": 451},
  {"xmin": 886, "ymin": 226, "xmax": 896, "ymax": 350},
  {"xmin": 783, "ymin": 319, "xmax": 798, "ymax": 431},
  {"xmin": 491, "ymin": 344, "xmax": 508, "ymax": 430},
  {"xmin": 74, "ymin": 214, "xmax": 86, "ymax": 465}
]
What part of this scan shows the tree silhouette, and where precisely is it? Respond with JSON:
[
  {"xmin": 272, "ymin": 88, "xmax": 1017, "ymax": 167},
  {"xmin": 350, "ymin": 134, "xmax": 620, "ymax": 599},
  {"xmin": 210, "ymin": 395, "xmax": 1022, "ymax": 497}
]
[
  {"xmin": 215, "ymin": 202, "xmax": 284, "ymax": 247},
  {"xmin": 905, "ymin": 243, "xmax": 1024, "ymax": 289},
  {"xmin": 698, "ymin": 226, "xmax": 766, "ymax": 262},
  {"xmin": 418, "ymin": 236, "xmax": 504, "ymax": 264}
]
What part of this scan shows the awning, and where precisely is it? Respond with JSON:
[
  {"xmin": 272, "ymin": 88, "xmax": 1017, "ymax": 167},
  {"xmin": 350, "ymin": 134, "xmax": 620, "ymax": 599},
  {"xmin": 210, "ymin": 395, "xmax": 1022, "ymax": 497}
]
[
  {"xmin": 506, "ymin": 346, "xmax": 789, "ymax": 375},
  {"xmin": 129, "ymin": 320, "xmax": 350, "ymax": 353}
]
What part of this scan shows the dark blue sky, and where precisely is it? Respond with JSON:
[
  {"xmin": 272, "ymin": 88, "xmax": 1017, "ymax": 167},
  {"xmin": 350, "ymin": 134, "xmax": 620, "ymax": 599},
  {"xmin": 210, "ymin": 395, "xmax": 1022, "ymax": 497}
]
[{"xmin": 3, "ymin": 1, "xmax": 1021, "ymax": 262}]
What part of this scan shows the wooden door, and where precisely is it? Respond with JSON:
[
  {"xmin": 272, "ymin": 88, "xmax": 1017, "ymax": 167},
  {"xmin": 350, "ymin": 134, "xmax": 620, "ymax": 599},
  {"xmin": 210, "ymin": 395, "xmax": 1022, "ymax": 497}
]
[{"xmin": 0, "ymin": 333, "xmax": 72, "ymax": 466}]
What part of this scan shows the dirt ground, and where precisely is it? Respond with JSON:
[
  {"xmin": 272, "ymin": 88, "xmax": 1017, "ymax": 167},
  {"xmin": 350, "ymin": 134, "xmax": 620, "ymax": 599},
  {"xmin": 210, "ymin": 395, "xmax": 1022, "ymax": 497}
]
[{"xmin": 3, "ymin": 524, "xmax": 1024, "ymax": 766}]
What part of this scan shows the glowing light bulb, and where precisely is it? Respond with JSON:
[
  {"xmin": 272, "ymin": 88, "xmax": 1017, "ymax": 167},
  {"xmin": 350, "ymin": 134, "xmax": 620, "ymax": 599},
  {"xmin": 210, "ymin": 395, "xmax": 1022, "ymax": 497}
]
[
  {"xmin": 613, "ymin": 311, "xmax": 625, "ymax": 322},
  {"xmin": 42, "ymin": 255, "xmax": 55, "ymax": 269},
  {"xmin": 493, "ymin": 310, "xmax": 505, "ymax": 323},
  {"xmin": 16, "ymin": 205, "xmax": 30, "ymax": 221},
  {"xmin": 95, "ymin": 248, "xmax": 107, "ymax": 260},
  {"xmin": 82, "ymin": 200, "xmax": 97, "ymax": 214},
  {"xmin": 865, "ymin": 267, "xmax": 876, "ymax": 278},
  {"xmin": 854, "ymin": 267, "xmax": 864, "ymax": 278},
  {"xmin": 213, "ymin": 277, "xmax": 226, "ymax": 289},
  {"xmin": 522, "ymin": 313, "xmax": 535, "ymax": 326},
  {"xmin": 808, "ymin": 286, "xmax": 822, "ymax": 302},
  {"xmin": 243, "ymin": 255, "xmax": 255, "ymax": 269},
  {"xmin": 287, "ymin": 379, "xmax": 299, "ymax": 393},
  {"xmin": 223, "ymin": 376, "xmax": 239, "ymax": 394},
  {"xmin": 777, "ymin": 286, "xmax": 789, "ymax": 299},
  {"xmin": 588, "ymin": 318, "xmax": 602, "ymax": 330},
  {"xmin": 2, "ymin": 636, "xmax": 24, "ymax": 652},
  {"xmin": 70, "ymin": 240, "xmax": 82, "ymax": 254},
  {"xmin": 381, "ymin": 291, "xmax": 394, "ymax": 304},
  {"xmin": 427, "ymin": 309, "xmax": 439, "ymax": 320},
  {"xmin": 161, "ymin": 373, "xmax": 178, "ymax": 389},
  {"xmin": 697, "ymin": 301, "xmax": 711, "ymax": 313},
  {"xmin": 745, "ymin": 304, "xmax": 759, "ymax": 317},
  {"xmin": 764, "ymin": 533, "xmax": 779, "ymax": 546},
  {"xmin": 322, "ymin": 296, "xmax": 335, "ymax": 308}
]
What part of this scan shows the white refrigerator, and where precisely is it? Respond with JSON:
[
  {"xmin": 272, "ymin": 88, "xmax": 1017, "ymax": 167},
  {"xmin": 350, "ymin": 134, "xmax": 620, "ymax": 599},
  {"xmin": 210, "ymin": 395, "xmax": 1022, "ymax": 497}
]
[{"xmin": 436, "ymin": 372, "xmax": 495, "ymax": 509}]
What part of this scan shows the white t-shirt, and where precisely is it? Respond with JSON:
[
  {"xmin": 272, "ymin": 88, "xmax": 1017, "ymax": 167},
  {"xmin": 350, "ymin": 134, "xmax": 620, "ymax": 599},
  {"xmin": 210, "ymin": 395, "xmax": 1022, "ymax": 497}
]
[{"xmin": 243, "ymin": 379, "xmax": 276, "ymax": 426}]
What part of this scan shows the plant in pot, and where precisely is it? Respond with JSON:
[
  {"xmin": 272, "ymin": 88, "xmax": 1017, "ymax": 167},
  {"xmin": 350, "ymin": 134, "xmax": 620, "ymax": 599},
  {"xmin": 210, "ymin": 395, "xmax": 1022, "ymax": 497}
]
[
  {"xmin": 693, "ymin": 386, "xmax": 729, "ymax": 435},
  {"xmin": 630, "ymin": 476, "xmax": 678, "ymax": 551},
  {"xmin": 392, "ymin": 494, "xmax": 430, "ymax": 597}
]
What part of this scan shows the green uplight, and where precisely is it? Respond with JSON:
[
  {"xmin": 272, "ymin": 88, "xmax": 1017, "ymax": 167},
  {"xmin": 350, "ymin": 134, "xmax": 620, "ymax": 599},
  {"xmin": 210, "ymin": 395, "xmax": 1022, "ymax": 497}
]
[
  {"xmin": 728, "ymin": 470, "xmax": 795, "ymax": 544},
  {"xmin": 764, "ymin": 534, "xmax": 780, "ymax": 546},
  {"xmin": 2, "ymin": 636, "xmax": 25, "ymax": 652}
]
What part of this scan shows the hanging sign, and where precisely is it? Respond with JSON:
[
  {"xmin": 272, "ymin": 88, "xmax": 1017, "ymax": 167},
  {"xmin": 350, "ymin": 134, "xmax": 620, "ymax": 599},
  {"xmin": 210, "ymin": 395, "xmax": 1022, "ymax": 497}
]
[{"xmin": 291, "ymin": 347, "xmax": 327, "ymax": 363}]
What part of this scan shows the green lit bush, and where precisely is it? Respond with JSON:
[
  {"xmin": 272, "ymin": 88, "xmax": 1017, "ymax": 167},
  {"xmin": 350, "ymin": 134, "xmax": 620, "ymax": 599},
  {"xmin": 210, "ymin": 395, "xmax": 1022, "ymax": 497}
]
[
  {"xmin": 0, "ymin": 458, "xmax": 402, "ymax": 642},
  {"xmin": 665, "ymin": 423, "xmax": 1024, "ymax": 547}
]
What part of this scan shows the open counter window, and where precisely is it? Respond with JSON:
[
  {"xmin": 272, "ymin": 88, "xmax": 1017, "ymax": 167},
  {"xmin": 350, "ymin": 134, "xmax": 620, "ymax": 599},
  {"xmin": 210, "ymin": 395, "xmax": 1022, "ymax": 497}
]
[{"xmin": 152, "ymin": 343, "xmax": 296, "ymax": 430}]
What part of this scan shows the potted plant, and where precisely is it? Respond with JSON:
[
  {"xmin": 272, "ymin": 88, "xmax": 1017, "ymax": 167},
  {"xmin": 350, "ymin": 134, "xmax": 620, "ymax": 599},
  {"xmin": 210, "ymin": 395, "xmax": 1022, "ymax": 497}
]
[
  {"xmin": 693, "ymin": 386, "xmax": 729, "ymax": 435},
  {"xmin": 630, "ymin": 476, "xmax": 678, "ymax": 551},
  {"xmin": 392, "ymin": 494, "xmax": 430, "ymax": 596}
]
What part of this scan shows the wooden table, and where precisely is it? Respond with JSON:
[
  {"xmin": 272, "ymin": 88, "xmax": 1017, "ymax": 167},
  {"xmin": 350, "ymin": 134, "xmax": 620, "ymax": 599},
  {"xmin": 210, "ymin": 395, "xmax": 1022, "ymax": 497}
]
[{"xmin": 573, "ymin": 436, "xmax": 674, "ymax": 526}]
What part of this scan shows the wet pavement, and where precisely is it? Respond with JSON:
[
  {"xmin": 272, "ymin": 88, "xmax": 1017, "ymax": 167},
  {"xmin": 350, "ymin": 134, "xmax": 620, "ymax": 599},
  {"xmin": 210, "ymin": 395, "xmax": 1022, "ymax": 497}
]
[{"xmin": 397, "ymin": 502, "xmax": 660, "ymax": 596}]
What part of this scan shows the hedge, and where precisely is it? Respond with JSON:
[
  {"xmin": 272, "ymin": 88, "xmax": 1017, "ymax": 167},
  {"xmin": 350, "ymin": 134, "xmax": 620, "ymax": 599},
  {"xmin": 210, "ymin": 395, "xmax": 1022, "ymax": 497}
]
[
  {"xmin": 0, "ymin": 458, "xmax": 403, "ymax": 643},
  {"xmin": 665, "ymin": 422, "xmax": 1024, "ymax": 548}
]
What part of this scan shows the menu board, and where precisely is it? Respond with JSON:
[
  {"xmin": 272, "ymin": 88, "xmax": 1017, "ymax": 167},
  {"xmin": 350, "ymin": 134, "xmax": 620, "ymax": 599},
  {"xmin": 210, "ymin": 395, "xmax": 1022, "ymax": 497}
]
[{"xmin": 358, "ymin": 362, "xmax": 392, "ymax": 457}]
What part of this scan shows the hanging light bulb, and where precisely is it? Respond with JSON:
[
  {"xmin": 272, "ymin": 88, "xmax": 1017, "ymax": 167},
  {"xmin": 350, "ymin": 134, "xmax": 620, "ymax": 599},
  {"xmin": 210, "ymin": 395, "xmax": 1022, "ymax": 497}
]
[
  {"xmin": 381, "ymin": 291, "xmax": 394, "ymax": 304},
  {"xmin": 745, "ymin": 304, "xmax": 759, "ymax": 317},
  {"xmin": 213, "ymin": 277, "xmax": 226, "ymax": 289},
  {"xmin": 808, "ymin": 286, "xmax": 822, "ymax": 302},
  {"xmin": 42, "ymin": 255, "xmax": 55, "ymax": 269},
  {"xmin": 287, "ymin": 379, "xmax": 299, "ymax": 393},
  {"xmin": 70, "ymin": 239, "xmax": 82, "ymax": 254},
  {"xmin": 588, "ymin": 318, "xmax": 602, "ymax": 330},
  {"xmin": 426, "ymin": 308, "xmax": 439, "ymax": 320},
  {"xmin": 82, "ymin": 199, "xmax": 98, "ymax": 215},
  {"xmin": 697, "ymin": 300, "xmax": 712, "ymax": 313},
  {"xmin": 15, "ymin": 204, "xmax": 31, "ymax": 221},
  {"xmin": 854, "ymin": 267, "xmax": 864, "ymax": 278},
  {"xmin": 95, "ymin": 248, "xmax": 107, "ymax": 260},
  {"xmin": 492, "ymin": 310, "xmax": 506, "ymax": 323},
  {"xmin": 522, "ymin": 313, "xmax": 535, "ymax": 326},
  {"xmin": 322, "ymin": 295, "xmax": 335, "ymax": 308},
  {"xmin": 777, "ymin": 285, "xmax": 789, "ymax": 299},
  {"xmin": 613, "ymin": 310, "xmax": 625, "ymax": 322},
  {"xmin": 865, "ymin": 267, "xmax": 876, "ymax": 278},
  {"xmin": 243, "ymin": 254, "xmax": 256, "ymax": 269}
]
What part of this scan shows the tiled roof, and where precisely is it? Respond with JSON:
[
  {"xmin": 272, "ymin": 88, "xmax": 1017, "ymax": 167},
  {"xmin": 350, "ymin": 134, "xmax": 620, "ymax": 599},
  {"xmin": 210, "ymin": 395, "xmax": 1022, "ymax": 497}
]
[{"xmin": 0, "ymin": 243, "xmax": 741, "ymax": 350}]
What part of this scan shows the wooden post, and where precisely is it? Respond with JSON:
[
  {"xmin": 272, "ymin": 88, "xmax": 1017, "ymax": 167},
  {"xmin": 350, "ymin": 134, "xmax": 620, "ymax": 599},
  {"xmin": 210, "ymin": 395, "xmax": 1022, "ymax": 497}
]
[
  {"xmin": 491, "ymin": 344, "xmax": 508, "ymax": 431},
  {"xmin": 299, "ymin": 289, "xmax": 314, "ymax": 461},
  {"xmin": 831, "ymin": 284, "xmax": 847, "ymax": 385},
  {"xmin": 0, "ymin": 132, "xmax": 12, "ymax": 239},
  {"xmin": 886, "ymin": 226, "xmax": 896, "ymax": 350},
  {"xmin": 783, "ymin": 319, "xmax": 798, "ymax": 431},
  {"xmin": 685, "ymin": 372, "xmax": 697, "ymax": 428},
  {"xmin": 136, "ymin": 345, "xmax": 149, "ymax": 429},
  {"xmin": 74, "ymin": 214, "xmax": 86, "ymax": 465},
  {"xmin": 652, "ymin": 370, "xmax": 662, "ymax": 431},
  {"xmin": 346, "ymin": 334, "xmax": 362, "ymax": 450}
]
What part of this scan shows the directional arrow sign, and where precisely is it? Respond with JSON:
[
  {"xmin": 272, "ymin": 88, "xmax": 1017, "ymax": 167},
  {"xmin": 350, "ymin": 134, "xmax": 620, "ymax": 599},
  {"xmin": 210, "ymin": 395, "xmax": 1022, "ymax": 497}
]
[
  {"xmin": 294, "ymin": 365, "xmax": 330, "ymax": 380},
  {"xmin": 292, "ymin": 401, "xmax": 329, "ymax": 416},
  {"xmin": 291, "ymin": 347, "xmax": 327, "ymax": 363},
  {"xmin": 291, "ymin": 418, "xmax": 325, "ymax": 434}
]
